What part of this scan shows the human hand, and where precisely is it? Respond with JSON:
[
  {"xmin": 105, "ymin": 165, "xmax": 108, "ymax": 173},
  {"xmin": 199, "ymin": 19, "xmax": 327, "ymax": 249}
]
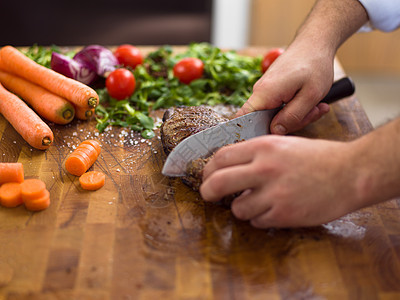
[
  {"xmin": 236, "ymin": 42, "xmax": 335, "ymax": 135},
  {"xmin": 199, "ymin": 135, "xmax": 364, "ymax": 228}
]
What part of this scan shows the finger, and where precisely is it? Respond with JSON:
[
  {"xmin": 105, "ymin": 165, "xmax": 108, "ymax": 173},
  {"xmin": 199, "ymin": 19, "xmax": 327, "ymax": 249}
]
[
  {"xmin": 280, "ymin": 102, "xmax": 330, "ymax": 133},
  {"xmin": 230, "ymin": 188, "xmax": 272, "ymax": 221},
  {"xmin": 202, "ymin": 142, "xmax": 255, "ymax": 180},
  {"xmin": 300, "ymin": 103, "xmax": 330, "ymax": 127},
  {"xmin": 270, "ymin": 89, "xmax": 324, "ymax": 134},
  {"xmin": 249, "ymin": 210, "xmax": 277, "ymax": 229},
  {"xmin": 236, "ymin": 75, "xmax": 301, "ymax": 118},
  {"xmin": 200, "ymin": 164, "xmax": 260, "ymax": 202}
]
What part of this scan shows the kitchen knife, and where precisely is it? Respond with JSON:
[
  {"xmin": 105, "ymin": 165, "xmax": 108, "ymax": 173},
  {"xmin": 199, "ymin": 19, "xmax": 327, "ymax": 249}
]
[{"xmin": 162, "ymin": 77, "xmax": 355, "ymax": 177}]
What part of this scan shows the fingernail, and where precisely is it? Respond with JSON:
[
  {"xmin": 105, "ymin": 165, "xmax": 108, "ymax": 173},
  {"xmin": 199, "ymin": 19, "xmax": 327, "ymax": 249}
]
[{"xmin": 274, "ymin": 124, "xmax": 287, "ymax": 135}]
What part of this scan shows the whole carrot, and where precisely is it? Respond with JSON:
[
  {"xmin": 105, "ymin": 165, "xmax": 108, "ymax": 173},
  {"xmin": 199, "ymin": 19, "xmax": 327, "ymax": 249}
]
[
  {"xmin": 65, "ymin": 140, "xmax": 101, "ymax": 176},
  {"xmin": 74, "ymin": 105, "xmax": 95, "ymax": 120},
  {"xmin": 0, "ymin": 82, "xmax": 53, "ymax": 150},
  {"xmin": 0, "ymin": 45, "xmax": 99, "ymax": 109},
  {"xmin": 0, "ymin": 163, "xmax": 24, "ymax": 185},
  {"xmin": 0, "ymin": 70, "xmax": 75, "ymax": 125}
]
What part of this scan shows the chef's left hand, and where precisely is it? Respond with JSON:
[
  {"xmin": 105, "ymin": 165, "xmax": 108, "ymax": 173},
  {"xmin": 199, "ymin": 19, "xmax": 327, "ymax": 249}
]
[{"xmin": 199, "ymin": 135, "xmax": 362, "ymax": 228}]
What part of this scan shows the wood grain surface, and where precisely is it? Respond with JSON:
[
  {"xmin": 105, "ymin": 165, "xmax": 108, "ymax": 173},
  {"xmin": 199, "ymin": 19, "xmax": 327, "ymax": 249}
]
[{"xmin": 1, "ymin": 48, "xmax": 400, "ymax": 300}]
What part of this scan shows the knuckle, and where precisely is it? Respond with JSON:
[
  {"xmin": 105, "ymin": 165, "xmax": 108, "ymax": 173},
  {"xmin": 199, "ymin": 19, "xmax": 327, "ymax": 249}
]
[
  {"xmin": 231, "ymin": 201, "xmax": 248, "ymax": 220},
  {"xmin": 213, "ymin": 147, "xmax": 231, "ymax": 166},
  {"xmin": 285, "ymin": 110, "xmax": 304, "ymax": 125}
]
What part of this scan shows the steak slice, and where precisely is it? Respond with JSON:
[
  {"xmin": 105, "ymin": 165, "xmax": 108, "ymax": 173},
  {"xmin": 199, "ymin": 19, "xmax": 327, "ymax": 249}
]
[
  {"xmin": 160, "ymin": 106, "xmax": 229, "ymax": 155},
  {"xmin": 161, "ymin": 106, "xmax": 236, "ymax": 205}
]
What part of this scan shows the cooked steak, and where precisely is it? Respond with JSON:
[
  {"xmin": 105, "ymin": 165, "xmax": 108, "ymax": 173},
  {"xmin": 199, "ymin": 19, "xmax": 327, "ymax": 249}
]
[
  {"xmin": 184, "ymin": 155, "xmax": 237, "ymax": 206},
  {"xmin": 160, "ymin": 106, "xmax": 229, "ymax": 154},
  {"xmin": 161, "ymin": 106, "xmax": 236, "ymax": 206},
  {"xmin": 182, "ymin": 155, "xmax": 213, "ymax": 191}
]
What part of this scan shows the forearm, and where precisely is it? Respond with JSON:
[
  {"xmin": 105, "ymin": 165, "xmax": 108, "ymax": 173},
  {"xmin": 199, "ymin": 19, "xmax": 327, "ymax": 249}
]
[
  {"xmin": 291, "ymin": 0, "xmax": 369, "ymax": 56},
  {"xmin": 351, "ymin": 117, "xmax": 400, "ymax": 208}
]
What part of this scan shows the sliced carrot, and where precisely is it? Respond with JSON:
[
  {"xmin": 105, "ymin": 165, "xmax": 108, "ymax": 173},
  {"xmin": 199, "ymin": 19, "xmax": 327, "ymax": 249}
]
[
  {"xmin": 24, "ymin": 189, "xmax": 50, "ymax": 211},
  {"xmin": 0, "ymin": 162, "xmax": 24, "ymax": 185},
  {"xmin": 0, "ymin": 182, "xmax": 23, "ymax": 207},
  {"xmin": 0, "ymin": 70, "xmax": 75, "ymax": 125},
  {"xmin": 79, "ymin": 171, "xmax": 105, "ymax": 191},
  {"xmin": 0, "ymin": 82, "xmax": 53, "ymax": 150},
  {"xmin": 81, "ymin": 140, "xmax": 101, "ymax": 156},
  {"xmin": 0, "ymin": 46, "xmax": 99, "ymax": 109},
  {"xmin": 65, "ymin": 140, "xmax": 101, "ymax": 176},
  {"xmin": 64, "ymin": 155, "xmax": 88, "ymax": 177},
  {"xmin": 20, "ymin": 178, "xmax": 47, "ymax": 203},
  {"xmin": 74, "ymin": 105, "xmax": 95, "ymax": 120}
]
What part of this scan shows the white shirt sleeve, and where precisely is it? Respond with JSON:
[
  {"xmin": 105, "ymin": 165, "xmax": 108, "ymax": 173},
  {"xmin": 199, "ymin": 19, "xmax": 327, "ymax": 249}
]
[{"xmin": 357, "ymin": 0, "xmax": 400, "ymax": 32}]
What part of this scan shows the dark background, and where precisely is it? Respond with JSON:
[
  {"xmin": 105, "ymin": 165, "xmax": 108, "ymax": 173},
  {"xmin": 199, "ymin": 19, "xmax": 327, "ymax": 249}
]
[{"xmin": 0, "ymin": 0, "xmax": 212, "ymax": 46}]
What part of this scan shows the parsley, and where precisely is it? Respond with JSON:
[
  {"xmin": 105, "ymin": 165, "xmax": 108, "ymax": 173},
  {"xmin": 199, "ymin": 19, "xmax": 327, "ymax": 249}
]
[
  {"xmin": 24, "ymin": 43, "xmax": 262, "ymax": 139},
  {"xmin": 95, "ymin": 43, "xmax": 262, "ymax": 137}
]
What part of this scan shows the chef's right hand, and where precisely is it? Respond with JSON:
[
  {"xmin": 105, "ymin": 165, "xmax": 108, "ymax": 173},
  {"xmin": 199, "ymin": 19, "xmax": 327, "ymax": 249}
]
[{"xmin": 236, "ymin": 41, "xmax": 335, "ymax": 135}]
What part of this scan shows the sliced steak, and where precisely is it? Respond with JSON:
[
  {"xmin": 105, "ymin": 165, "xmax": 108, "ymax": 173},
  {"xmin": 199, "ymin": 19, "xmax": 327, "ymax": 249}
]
[
  {"xmin": 160, "ymin": 105, "xmax": 229, "ymax": 155},
  {"xmin": 161, "ymin": 106, "xmax": 237, "ymax": 206}
]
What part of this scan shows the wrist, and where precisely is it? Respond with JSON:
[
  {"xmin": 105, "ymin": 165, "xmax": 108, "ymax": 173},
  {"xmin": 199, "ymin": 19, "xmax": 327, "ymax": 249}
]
[{"xmin": 348, "ymin": 120, "xmax": 400, "ymax": 208}]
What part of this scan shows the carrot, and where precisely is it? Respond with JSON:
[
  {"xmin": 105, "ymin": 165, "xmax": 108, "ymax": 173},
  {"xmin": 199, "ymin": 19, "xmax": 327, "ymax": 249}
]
[
  {"xmin": 0, "ymin": 46, "xmax": 99, "ymax": 109},
  {"xmin": 65, "ymin": 140, "xmax": 101, "ymax": 176},
  {"xmin": 0, "ymin": 182, "xmax": 23, "ymax": 207},
  {"xmin": 24, "ymin": 189, "xmax": 50, "ymax": 211},
  {"xmin": 0, "ymin": 70, "xmax": 75, "ymax": 125},
  {"xmin": 0, "ymin": 82, "xmax": 53, "ymax": 150},
  {"xmin": 74, "ymin": 105, "xmax": 95, "ymax": 120},
  {"xmin": 79, "ymin": 171, "xmax": 105, "ymax": 190},
  {"xmin": 0, "ymin": 163, "xmax": 24, "ymax": 185},
  {"xmin": 81, "ymin": 140, "xmax": 102, "ymax": 156},
  {"xmin": 20, "ymin": 178, "xmax": 47, "ymax": 202}
]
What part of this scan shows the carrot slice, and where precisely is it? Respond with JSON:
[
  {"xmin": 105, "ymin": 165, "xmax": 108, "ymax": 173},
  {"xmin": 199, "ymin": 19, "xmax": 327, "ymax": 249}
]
[
  {"xmin": 0, "ymin": 46, "xmax": 99, "ymax": 109},
  {"xmin": 0, "ymin": 182, "xmax": 23, "ymax": 207},
  {"xmin": 20, "ymin": 178, "xmax": 47, "ymax": 202},
  {"xmin": 65, "ymin": 140, "xmax": 101, "ymax": 176},
  {"xmin": 0, "ymin": 83, "xmax": 54, "ymax": 150},
  {"xmin": 0, "ymin": 70, "xmax": 75, "ymax": 125},
  {"xmin": 0, "ymin": 163, "xmax": 24, "ymax": 185},
  {"xmin": 24, "ymin": 189, "xmax": 50, "ymax": 211},
  {"xmin": 79, "ymin": 171, "xmax": 105, "ymax": 191}
]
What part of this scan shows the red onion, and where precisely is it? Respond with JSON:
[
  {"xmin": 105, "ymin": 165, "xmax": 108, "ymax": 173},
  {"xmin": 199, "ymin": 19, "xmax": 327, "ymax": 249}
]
[
  {"xmin": 50, "ymin": 52, "xmax": 98, "ymax": 85},
  {"xmin": 73, "ymin": 45, "xmax": 118, "ymax": 77}
]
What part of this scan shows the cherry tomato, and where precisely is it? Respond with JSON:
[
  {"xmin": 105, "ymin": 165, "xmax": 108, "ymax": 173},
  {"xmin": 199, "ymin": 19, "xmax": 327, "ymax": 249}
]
[
  {"xmin": 106, "ymin": 68, "xmax": 136, "ymax": 100},
  {"xmin": 173, "ymin": 57, "xmax": 204, "ymax": 84},
  {"xmin": 114, "ymin": 44, "xmax": 144, "ymax": 69},
  {"xmin": 261, "ymin": 48, "xmax": 285, "ymax": 72}
]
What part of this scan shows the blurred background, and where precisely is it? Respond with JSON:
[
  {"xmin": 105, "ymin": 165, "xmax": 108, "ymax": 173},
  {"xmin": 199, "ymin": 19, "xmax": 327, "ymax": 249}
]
[{"xmin": 0, "ymin": 0, "xmax": 399, "ymax": 127}]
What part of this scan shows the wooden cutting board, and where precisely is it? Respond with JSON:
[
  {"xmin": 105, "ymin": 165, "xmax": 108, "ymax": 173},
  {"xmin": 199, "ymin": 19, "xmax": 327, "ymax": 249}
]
[{"xmin": 1, "ymin": 48, "xmax": 400, "ymax": 300}]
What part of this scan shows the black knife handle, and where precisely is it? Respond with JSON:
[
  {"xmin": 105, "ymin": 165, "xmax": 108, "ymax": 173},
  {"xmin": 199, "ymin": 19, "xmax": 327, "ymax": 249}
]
[{"xmin": 320, "ymin": 77, "xmax": 355, "ymax": 104}]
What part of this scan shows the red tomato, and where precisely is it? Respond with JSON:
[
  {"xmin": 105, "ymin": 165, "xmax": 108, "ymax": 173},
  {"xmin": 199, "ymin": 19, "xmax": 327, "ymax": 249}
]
[
  {"xmin": 173, "ymin": 57, "xmax": 204, "ymax": 84},
  {"xmin": 106, "ymin": 68, "xmax": 136, "ymax": 100},
  {"xmin": 261, "ymin": 48, "xmax": 285, "ymax": 72},
  {"xmin": 114, "ymin": 44, "xmax": 144, "ymax": 69}
]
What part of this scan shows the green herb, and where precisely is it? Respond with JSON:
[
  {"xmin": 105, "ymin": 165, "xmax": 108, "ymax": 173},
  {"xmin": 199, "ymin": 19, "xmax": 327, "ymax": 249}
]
[
  {"xmin": 95, "ymin": 43, "xmax": 262, "ymax": 137},
  {"xmin": 25, "ymin": 43, "xmax": 263, "ymax": 139},
  {"xmin": 23, "ymin": 44, "xmax": 60, "ymax": 68}
]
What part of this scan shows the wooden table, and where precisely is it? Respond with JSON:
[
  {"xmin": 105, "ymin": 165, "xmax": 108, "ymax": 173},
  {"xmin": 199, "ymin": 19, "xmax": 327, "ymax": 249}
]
[{"xmin": 1, "ymin": 47, "xmax": 400, "ymax": 300}]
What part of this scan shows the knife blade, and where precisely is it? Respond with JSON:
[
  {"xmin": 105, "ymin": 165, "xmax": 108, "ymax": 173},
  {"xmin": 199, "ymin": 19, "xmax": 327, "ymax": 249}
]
[{"xmin": 162, "ymin": 77, "xmax": 355, "ymax": 177}]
